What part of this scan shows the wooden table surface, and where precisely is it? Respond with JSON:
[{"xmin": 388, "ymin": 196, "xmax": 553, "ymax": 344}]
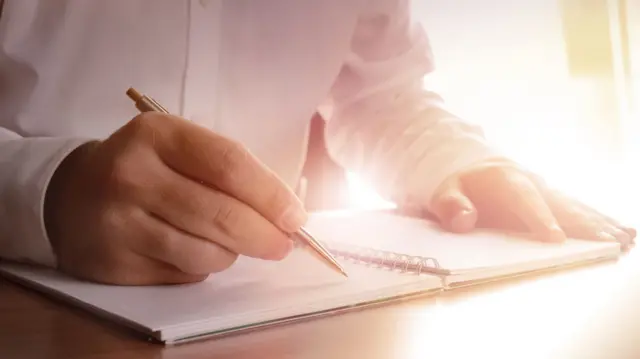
[{"xmin": 2, "ymin": 248, "xmax": 640, "ymax": 359}]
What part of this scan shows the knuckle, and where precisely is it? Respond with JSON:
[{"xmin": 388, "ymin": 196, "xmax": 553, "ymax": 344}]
[
  {"xmin": 434, "ymin": 191, "xmax": 459, "ymax": 206},
  {"xmin": 98, "ymin": 207, "xmax": 130, "ymax": 239},
  {"xmin": 169, "ymin": 124, "xmax": 191, "ymax": 156},
  {"xmin": 182, "ymin": 189, "xmax": 210, "ymax": 216},
  {"xmin": 106, "ymin": 156, "xmax": 140, "ymax": 195},
  {"xmin": 265, "ymin": 185, "xmax": 294, "ymax": 217},
  {"xmin": 153, "ymin": 228, "xmax": 178, "ymax": 258},
  {"xmin": 216, "ymin": 140, "xmax": 249, "ymax": 184},
  {"xmin": 211, "ymin": 202, "xmax": 240, "ymax": 235},
  {"xmin": 126, "ymin": 113, "xmax": 172, "ymax": 145},
  {"xmin": 127, "ymin": 113, "xmax": 156, "ymax": 134}
]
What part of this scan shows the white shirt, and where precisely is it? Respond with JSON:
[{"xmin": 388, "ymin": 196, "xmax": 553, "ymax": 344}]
[{"xmin": 0, "ymin": 0, "xmax": 500, "ymax": 268}]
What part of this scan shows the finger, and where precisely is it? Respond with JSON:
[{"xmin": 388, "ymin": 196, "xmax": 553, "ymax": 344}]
[
  {"xmin": 145, "ymin": 263, "xmax": 210, "ymax": 285},
  {"xmin": 126, "ymin": 209, "xmax": 240, "ymax": 276},
  {"xmin": 140, "ymin": 114, "xmax": 307, "ymax": 233},
  {"xmin": 604, "ymin": 226, "xmax": 634, "ymax": 249},
  {"xmin": 139, "ymin": 162, "xmax": 294, "ymax": 260},
  {"xmin": 108, "ymin": 260, "xmax": 210, "ymax": 286},
  {"xmin": 430, "ymin": 178, "xmax": 477, "ymax": 232},
  {"xmin": 545, "ymin": 189, "xmax": 637, "ymax": 239},
  {"xmin": 542, "ymin": 189, "xmax": 637, "ymax": 244},
  {"xmin": 563, "ymin": 221, "xmax": 633, "ymax": 248},
  {"xmin": 70, "ymin": 252, "xmax": 209, "ymax": 286},
  {"xmin": 502, "ymin": 171, "xmax": 566, "ymax": 242},
  {"xmin": 563, "ymin": 223, "xmax": 618, "ymax": 242},
  {"xmin": 572, "ymin": 200, "xmax": 637, "ymax": 239}
]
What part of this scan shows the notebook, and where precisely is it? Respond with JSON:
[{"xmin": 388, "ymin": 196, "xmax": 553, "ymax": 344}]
[{"xmin": 0, "ymin": 210, "xmax": 622, "ymax": 344}]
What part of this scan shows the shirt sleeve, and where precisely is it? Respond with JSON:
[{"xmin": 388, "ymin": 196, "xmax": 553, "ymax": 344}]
[
  {"xmin": 0, "ymin": 127, "xmax": 90, "ymax": 267},
  {"xmin": 323, "ymin": 0, "xmax": 505, "ymax": 209}
]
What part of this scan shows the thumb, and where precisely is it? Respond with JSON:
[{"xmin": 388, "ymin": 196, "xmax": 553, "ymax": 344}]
[{"xmin": 430, "ymin": 178, "xmax": 478, "ymax": 233}]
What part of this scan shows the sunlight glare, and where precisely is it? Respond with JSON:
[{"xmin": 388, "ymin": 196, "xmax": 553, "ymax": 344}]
[
  {"xmin": 344, "ymin": 172, "xmax": 396, "ymax": 210},
  {"xmin": 399, "ymin": 262, "xmax": 629, "ymax": 359}
]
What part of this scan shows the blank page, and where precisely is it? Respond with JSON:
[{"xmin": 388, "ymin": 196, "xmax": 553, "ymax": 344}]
[
  {"xmin": 305, "ymin": 211, "xmax": 621, "ymax": 273},
  {"xmin": 0, "ymin": 247, "xmax": 442, "ymax": 342}
]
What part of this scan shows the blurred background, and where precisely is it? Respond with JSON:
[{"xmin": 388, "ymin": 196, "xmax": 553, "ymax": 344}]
[{"xmin": 318, "ymin": 0, "xmax": 640, "ymax": 224}]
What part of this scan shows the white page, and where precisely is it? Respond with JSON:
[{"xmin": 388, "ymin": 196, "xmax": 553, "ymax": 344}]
[
  {"xmin": 305, "ymin": 211, "xmax": 621, "ymax": 273},
  {"xmin": 0, "ymin": 246, "xmax": 441, "ymax": 341}
]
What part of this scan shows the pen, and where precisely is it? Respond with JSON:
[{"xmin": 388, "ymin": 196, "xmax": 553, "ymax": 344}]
[{"xmin": 125, "ymin": 87, "xmax": 348, "ymax": 277}]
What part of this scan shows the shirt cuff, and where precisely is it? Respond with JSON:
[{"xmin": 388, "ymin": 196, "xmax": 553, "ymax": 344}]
[
  {"xmin": 0, "ymin": 137, "xmax": 93, "ymax": 268},
  {"xmin": 396, "ymin": 128, "xmax": 506, "ymax": 212}
]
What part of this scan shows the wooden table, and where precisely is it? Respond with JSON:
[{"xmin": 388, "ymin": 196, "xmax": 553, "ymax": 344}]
[{"xmin": 2, "ymin": 249, "xmax": 640, "ymax": 359}]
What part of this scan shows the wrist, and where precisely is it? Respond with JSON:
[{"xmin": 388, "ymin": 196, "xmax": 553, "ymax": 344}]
[{"xmin": 43, "ymin": 140, "xmax": 100, "ymax": 251}]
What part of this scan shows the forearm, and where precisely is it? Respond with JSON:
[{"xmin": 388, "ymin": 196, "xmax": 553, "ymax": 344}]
[
  {"xmin": 324, "ymin": 0, "xmax": 503, "ymax": 208},
  {"xmin": 325, "ymin": 86, "xmax": 502, "ymax": 207}
]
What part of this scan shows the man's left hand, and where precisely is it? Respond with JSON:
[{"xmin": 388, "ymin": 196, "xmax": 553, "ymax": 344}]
[{"xmin": 428, "ymin": 162, "xmax": 636, "ymax": 247}]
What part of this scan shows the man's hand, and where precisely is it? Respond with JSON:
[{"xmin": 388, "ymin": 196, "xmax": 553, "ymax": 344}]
[
  {"xmin": 44, "ymin": 113, "xmax": 307, "ymax": 285},
  {"xmin": 428, "ymin": 162, "xmax": 636, "ymax": 246}
]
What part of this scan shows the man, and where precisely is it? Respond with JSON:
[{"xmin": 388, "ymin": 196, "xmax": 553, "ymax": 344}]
[{"xmin": 0, "ymin": 0, "xmax": 634, "ymax": 285}]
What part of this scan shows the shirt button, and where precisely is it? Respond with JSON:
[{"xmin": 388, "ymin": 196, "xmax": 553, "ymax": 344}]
[{"xmin": 199, "ymin": 0, "xmax": 209, "ymax": 8}]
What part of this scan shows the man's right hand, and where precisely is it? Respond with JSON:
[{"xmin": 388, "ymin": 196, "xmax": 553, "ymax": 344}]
[{"xmin": 44, "ymin": 113, "xmax": 307, "ymax": 285}]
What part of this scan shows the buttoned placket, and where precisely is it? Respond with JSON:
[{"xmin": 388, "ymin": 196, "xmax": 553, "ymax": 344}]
[{"xmin": 180, "ymin": 0, "xmax": 222, "ymax": 127}]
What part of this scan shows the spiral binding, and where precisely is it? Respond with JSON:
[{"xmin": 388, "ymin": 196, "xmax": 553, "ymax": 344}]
[{"xmin": 320, "ymin": 242, "xmax": 449, "ymax": 276}]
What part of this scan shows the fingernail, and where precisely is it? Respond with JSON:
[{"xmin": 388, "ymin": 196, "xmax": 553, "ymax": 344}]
[
  {"xmin": 614, "ymin": 232, "xmax": 633, "ymax": 251},
  {"xmin": 596, "ymin": 231, "xmax": 617, "ymax": 242},
  {"xmin": 280, "ymin": 206, "xmax": 308, "ymax": 232},
  {"xmin": 609, "ymin": 226, "xmax": 630, "ymax": 241},
  {"xmin": 450, "ymin": 209, "xmax": 477, "ymax": 232},
  {"xmin": 623, "ymin": 226, "xmax": 637, "ymax": 239},
  {"xmin": 547, "ymin": 225, "xmax": 566, "ymax": 242}
]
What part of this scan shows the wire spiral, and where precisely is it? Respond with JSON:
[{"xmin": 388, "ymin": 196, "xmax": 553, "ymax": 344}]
[{"xmin": 321, "ymin": 242, "xmax": 448, "ymax": 276}]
